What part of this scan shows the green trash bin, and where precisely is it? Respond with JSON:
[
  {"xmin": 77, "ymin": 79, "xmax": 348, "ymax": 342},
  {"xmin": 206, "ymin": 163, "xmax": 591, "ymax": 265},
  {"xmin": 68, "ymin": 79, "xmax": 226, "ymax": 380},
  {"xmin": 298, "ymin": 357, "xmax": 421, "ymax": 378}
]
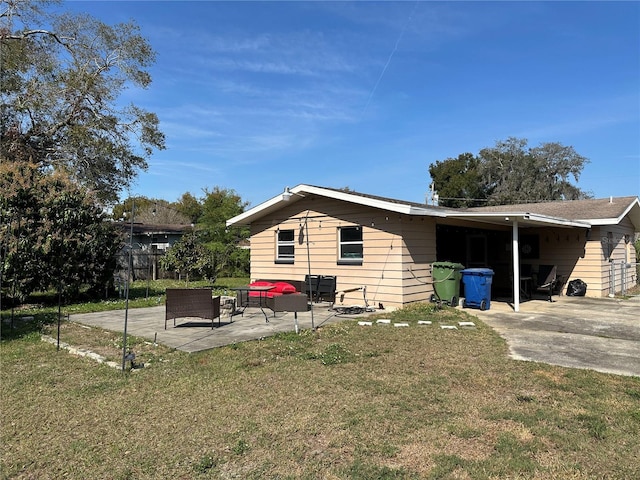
[{"xmin": 430, "ymin": 261, "xmax": 465, "ymax": 307}]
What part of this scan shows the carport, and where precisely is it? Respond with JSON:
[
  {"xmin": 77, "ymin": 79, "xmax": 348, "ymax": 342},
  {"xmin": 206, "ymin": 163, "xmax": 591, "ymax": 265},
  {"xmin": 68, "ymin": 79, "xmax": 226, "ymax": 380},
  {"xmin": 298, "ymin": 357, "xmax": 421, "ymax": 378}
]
[{"xmin": 442, "ymin": 212, "xmax": 590, "ymax": 312}]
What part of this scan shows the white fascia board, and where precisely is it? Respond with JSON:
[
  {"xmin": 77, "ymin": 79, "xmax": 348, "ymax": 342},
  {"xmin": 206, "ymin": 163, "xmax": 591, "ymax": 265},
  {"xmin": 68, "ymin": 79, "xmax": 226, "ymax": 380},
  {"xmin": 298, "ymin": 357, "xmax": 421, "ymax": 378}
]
[
  {"xmin": 587, "ymin": 218, "xmax": 625, "ymax": 226},
  {"xmin": 444, "ymin": 212, "xmax": 590, "ymax": 228},
  {"xmin": 295, "ymin": 185, "xmax": 446, "ymax": 217},
  {"xmin": 226, "ymin": 193, "xmax": 284, "ymax": 227},
  {"xmin": 522, "ymin": 213, "xmax": 590, "ymax": 228}
]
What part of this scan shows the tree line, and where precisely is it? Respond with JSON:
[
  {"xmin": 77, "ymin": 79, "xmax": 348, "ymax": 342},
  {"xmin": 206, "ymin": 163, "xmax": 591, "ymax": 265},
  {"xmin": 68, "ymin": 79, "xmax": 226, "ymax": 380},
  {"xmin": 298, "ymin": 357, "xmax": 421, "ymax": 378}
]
[
  {"xmin": 0, "ymin": 1, "xmax": 251, "ymax": 305},
  {"xmin": 114, "ymin": 188, "xmax": 250, "ymax": 284},
  {"xmin": 1, "ymin": 160, "xmax": 250, "ymax": 305},
  {"xmin": 428, "ymin": 137, "xmax": 591, "ymax": 208}
]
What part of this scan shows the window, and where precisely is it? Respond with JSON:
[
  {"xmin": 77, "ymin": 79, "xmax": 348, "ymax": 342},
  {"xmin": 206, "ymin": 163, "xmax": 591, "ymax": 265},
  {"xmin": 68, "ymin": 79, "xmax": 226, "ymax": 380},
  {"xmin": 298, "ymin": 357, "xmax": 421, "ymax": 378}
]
[
  {"xmin": 338, "ymin": 226, "xmax": 363, "ymax": 264},
  {"xmin": 276, "ymin": 229, "xmax": 295, "ymax": 263}
]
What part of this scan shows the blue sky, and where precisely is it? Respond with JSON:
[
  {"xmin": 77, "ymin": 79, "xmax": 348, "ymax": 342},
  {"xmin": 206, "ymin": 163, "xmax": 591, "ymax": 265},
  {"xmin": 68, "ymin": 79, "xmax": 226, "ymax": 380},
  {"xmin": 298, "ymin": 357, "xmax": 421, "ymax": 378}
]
[{"xmin": 68, "ymin": 1, "xmax": 639, "ymax": 207}]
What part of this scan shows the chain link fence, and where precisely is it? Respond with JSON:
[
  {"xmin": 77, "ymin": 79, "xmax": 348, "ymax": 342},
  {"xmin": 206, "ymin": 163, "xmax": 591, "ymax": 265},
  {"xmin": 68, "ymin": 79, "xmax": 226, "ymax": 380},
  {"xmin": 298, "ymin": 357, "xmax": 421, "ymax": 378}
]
[{"xmin": 609, "ymin": 260, "xmax": 640, "ymax": 297}]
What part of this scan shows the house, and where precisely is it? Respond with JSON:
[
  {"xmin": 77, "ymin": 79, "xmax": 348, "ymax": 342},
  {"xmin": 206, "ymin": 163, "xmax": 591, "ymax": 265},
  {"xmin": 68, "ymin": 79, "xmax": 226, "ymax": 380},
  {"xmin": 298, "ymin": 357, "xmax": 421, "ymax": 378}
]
[
  {"xmin": 226, "ymin": 185, "xmax": 640, "ymax": 311},
  {"xmin": 115, "ymin": 222, "xmax": 192, "ymax": 281}
]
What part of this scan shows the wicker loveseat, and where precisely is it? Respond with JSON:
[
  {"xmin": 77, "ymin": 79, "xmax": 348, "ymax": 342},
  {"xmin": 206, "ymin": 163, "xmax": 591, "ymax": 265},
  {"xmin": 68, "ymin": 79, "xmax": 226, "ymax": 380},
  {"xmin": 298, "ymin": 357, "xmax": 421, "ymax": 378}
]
[{"xmin": 165, "ymin": 288, "xmax": 221, "ymax": 329}]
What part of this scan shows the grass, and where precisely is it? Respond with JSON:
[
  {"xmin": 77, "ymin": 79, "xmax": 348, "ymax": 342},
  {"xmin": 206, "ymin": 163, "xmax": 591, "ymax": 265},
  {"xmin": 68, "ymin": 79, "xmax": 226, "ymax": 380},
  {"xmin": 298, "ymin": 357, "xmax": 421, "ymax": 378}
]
[
  {"xmin": 620, "ymin": 282, "xmax": 640, "ymax": 299},
  {"xmin": 1, "ymin": 286, "xmax": 640, "ymax": 479}
]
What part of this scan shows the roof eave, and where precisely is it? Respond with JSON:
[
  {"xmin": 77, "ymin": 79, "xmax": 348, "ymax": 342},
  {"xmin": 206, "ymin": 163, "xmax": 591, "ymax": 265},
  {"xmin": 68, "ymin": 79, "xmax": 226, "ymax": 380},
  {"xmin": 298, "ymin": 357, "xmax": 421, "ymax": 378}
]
[
  {"xmin": 297, "ymin": 185, "xmax": 446, "ymax": 217},
  {"xmin": 585, "ymin": 198, "xmax": 640, "ymax": 230},
  {"xmin": 444, "ymin": 212, "xmax": 591, "ymax": 228},
  {"xmin": 226, "ymin": 194, "xmax": 284, "ymax": 227},
  {"xmin": 226, "ymin": 184, "xmax": 446, "ymax": 226},
  {"xmin": 227, "ymin": 188, "xmax": 637, "ymax": 229}
]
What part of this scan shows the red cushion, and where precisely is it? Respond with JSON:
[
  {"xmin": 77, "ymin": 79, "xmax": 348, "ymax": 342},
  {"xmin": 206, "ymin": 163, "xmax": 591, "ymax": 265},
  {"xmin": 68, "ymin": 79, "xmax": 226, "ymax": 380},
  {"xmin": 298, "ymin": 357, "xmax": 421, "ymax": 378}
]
[
  {"xmin": 272, "ymin": 282, "xmax": 296, "ymax": 294},
  {"xmin": 248, "ymin": 281, "xmax": 274, "ymax": 297},
  {"xmin": 247, "ymin": 281, "xmax": 297, "ymax": 298}
]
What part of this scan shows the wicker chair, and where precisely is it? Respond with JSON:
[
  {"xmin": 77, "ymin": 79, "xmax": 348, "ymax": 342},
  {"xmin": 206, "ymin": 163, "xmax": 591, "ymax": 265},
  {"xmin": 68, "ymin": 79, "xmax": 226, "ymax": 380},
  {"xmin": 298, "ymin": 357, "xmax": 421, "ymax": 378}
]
[{"xmin": 165, "ymin": 288, "xmax": 221, "ymax": 329}]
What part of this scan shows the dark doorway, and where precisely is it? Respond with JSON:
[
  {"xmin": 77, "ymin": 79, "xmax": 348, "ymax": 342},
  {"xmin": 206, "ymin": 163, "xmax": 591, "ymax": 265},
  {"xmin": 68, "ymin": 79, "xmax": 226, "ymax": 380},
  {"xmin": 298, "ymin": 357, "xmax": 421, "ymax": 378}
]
[{"xmin": 436, "ymin": 224, "xmax": 513, "ymax": 296}]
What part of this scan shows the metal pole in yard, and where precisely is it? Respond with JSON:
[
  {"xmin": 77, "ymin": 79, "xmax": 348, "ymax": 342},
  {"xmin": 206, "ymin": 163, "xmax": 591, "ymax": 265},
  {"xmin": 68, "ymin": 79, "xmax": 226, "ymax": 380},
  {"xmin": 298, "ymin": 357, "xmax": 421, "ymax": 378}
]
[
  {"xmin": 57, "ymin": 276, "xmax": 62, "ymax": 351},
  {"xmin": 122, "ymin": 199, "xmax": 135, "ymax": 372},
  {"xmin": 304, "ymin": 210, "xmax": 315, "ymax": 331}
]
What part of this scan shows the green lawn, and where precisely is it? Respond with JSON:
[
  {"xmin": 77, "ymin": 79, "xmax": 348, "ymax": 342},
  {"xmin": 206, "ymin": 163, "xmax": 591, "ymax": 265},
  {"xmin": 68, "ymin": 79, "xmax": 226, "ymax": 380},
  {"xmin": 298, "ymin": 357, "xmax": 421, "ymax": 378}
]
[{"xmin": 1, "ymin": 285, "xmax": 639, "ymax": 479}]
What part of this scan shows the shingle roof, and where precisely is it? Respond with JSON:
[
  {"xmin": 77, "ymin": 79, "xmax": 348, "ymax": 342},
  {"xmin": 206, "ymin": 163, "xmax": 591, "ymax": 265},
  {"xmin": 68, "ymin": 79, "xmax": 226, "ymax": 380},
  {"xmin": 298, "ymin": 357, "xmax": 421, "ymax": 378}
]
[
  {"xmin": 114, "ymin": 222, "xmax": 193, "ymax": 235},
  {"xmin": 464, "ymin": 196, "xmax": 638, "ymax": 221},
  {"xmin": 227, "ymin": 184, "xmax": 639, "ymax": 229},
  {"xmin": 305, "ymin": 185, "xmax": 430, "ymax": 209}
]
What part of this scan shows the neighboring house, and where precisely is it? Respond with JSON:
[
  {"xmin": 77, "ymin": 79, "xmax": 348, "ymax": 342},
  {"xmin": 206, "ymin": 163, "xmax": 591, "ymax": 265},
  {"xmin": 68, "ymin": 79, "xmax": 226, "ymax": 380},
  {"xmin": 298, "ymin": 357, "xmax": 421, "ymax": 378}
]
[
  {"xmin": 226, "ymin": 185, "xmax": 640, "ymax": 311},
  {"xmin": 115, "ymin": 222, "xmax": 192, "ymax": 281}
]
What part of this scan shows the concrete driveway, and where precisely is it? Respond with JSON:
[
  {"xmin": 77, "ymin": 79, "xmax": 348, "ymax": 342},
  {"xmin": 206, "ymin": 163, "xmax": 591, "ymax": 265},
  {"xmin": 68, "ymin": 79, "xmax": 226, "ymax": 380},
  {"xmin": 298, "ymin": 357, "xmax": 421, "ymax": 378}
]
[{"xmin": 471, "ymin": 295, "xmax": 640, "ymax": 377}]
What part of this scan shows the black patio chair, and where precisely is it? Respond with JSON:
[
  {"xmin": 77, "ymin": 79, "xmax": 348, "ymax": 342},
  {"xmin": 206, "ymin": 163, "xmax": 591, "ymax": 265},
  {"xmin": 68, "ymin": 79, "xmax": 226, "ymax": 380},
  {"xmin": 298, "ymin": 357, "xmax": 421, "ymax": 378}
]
[
  {"xmin": 316, "ymin": 275, "xmax": 337, "ymax": 303},
  {"xmin": 535, "ymin": 265, "xmax": 558, "ymax": 302},
  {"xmin": 304, "ymin": 275, "xmax": 320, "ymax": 301}
]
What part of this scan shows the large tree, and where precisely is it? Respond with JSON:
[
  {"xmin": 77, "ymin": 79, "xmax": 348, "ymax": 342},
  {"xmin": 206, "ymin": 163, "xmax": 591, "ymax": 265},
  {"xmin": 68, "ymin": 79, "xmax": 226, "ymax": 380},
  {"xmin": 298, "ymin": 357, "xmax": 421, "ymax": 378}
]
[
  {"xmin": 175, "ymin": 192, "xmax": 202, "ymax": 224},
  {"xmin": 197, "ymin": 187, "xmax": 249, "ymax": 277},
  {"xmin": 112, "ymin": 196, "xmax": 191, "ymax": 225},
  {"xmin": 479, "ymin": 137, "xmax": 590, "ymax": 205},
  {"xmin": 0, "ymin": 0, "xmax": 165, "ymax": 202},
  {"xmin": 198, "ymin": 187, "xmax": 249, "ymax": 246},
  {"xmin": 428, "ymin": 152, "xmax": 486, "ymax": 208},
  {"xmin": 0, "ymin": 161, "xmax": 121, "ymax": 303},
  {"xmin": 429, "ymin": 137, "xmax": 591, "ymax": 207}
]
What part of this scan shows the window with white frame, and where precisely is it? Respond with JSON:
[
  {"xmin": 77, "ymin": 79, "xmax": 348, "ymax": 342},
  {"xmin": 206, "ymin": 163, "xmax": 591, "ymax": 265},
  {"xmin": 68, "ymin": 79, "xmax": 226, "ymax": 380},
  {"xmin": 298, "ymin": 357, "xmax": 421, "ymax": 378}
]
[
  {"xmin": 276, "ymin": 229, "xmax": 295, "ymax": 263},
  {"xmin": 338, "ymin": 226, "xmax": 363, "ymax": 264}
]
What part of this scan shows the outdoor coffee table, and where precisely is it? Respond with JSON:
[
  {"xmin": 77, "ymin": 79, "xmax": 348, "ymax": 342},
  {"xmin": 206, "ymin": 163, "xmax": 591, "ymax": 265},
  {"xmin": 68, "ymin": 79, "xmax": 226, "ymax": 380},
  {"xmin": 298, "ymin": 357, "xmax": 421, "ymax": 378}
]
[{"xmin": 232, "ymin": 285, "xmax": 275, "ymax": 322}]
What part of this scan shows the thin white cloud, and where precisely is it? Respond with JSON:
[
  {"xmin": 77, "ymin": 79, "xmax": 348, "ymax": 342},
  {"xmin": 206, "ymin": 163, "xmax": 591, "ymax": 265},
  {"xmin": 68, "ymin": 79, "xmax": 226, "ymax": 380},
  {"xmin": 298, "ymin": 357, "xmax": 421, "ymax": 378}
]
[
  {"xmin": 515, "ymin": 116, "xmax": 630, "ymax": 141},
  {"xmin": 515, "ymin": 92, "xmax": 640, "ymax": 140}
]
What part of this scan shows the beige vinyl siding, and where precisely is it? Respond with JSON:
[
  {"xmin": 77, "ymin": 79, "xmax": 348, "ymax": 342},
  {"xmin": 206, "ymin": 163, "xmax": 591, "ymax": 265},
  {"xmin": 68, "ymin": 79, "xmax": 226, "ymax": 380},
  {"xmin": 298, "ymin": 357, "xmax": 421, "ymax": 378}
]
[
  {"xmin": 523, "ymin": 222, "xmax": 636, "ymax": 297},
  {"xmin": 519, "ymin": 227, "xmax": 599, "ymax": 296},
  {"xmin": 563, "ymin": 222, "xmax": 636, "ymax": 296},
  {"xmin": 242, "ymin": 194, "xmax": 638, "ymax": 303},
  {"xmin": 572, "ymin": 227, "xmax": 607, "ymax": 296},
  {"xmin": 247, "ymin": 197, "xmax": 436, "ymax": 309},
  {"xmin": 400, "ymin": 217, "xmax": 437, "ymax": 304}
]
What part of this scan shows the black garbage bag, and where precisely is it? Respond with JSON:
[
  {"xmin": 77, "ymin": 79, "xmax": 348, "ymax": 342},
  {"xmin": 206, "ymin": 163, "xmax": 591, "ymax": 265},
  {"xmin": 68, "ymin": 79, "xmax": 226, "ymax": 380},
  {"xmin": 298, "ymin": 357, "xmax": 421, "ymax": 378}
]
[{"xmin": 566, "ymin": 279, "xmax": 587, "ymax": 296}]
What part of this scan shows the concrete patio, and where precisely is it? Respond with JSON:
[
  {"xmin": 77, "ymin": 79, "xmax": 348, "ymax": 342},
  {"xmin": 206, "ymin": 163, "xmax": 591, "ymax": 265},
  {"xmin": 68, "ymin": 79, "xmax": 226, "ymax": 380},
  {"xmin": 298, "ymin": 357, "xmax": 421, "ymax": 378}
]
[{"xmin": 70, "ymin": 302, "xmax": 374, "ymax": 353}]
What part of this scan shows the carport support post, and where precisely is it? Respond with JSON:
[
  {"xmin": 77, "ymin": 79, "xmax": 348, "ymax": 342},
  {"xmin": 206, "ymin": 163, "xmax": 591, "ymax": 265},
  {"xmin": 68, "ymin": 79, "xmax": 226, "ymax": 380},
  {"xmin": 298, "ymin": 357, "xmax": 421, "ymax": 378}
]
[{"xmin": 512, "ymin": 219, "xmax": 521, "ymax": 312}]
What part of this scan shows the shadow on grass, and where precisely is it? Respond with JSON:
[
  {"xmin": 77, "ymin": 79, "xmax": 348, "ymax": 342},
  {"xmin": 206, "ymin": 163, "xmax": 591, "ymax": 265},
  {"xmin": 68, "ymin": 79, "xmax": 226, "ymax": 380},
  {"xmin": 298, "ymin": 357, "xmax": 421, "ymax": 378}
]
[{"xmin": 0, "ymin": 312, "xmax": 57, "ymax": 341}]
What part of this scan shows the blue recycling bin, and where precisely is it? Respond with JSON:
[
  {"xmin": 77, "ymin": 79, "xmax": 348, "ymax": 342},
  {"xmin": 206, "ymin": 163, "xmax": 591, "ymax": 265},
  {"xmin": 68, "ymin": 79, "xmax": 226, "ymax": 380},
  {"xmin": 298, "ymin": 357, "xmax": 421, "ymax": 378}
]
[{"xmin": 461, "ymin": 268, "xmax": 494, "ymax": 310}]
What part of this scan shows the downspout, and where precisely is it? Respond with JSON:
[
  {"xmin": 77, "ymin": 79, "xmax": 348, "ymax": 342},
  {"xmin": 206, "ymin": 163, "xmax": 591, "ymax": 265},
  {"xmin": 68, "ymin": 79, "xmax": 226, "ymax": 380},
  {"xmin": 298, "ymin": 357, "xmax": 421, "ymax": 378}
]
[{"xmin": 512, "ymin": 219, "xmax": 520, "ymax": 312}]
